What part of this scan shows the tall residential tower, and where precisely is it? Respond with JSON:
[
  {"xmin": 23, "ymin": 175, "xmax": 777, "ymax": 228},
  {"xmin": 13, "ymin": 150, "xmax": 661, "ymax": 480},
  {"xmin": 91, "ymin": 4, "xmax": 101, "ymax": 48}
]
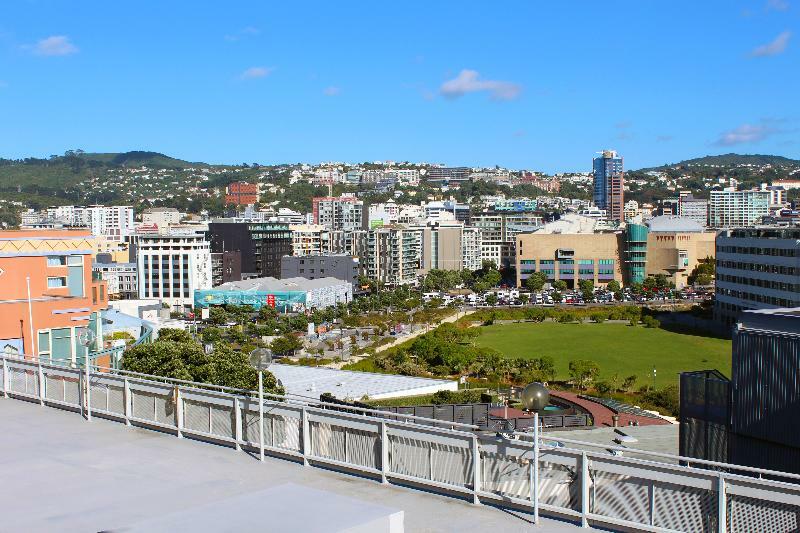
[{"xmin": 592, "ymin": 150, "xmax": 624, "ymax": 222}]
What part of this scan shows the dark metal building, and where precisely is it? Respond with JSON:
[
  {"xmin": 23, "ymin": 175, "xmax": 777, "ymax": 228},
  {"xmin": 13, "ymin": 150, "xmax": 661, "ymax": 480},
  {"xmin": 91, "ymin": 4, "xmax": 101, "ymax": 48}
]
[
  {"xmin": 680, "ymin": 308, "xmax": 800, "ymax": 473},
  {"xmin": 207, "ymin": 222, "xmax": 292, "ymax": 279},
  {"xmin": 280, "ymin": 254, "xmax": 359, "ymax": 287}
]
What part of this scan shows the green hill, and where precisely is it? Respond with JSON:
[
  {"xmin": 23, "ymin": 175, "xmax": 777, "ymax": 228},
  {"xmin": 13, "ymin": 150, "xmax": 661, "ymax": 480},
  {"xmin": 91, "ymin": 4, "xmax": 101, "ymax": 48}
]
[
  {"xmin": 641, "ymin": 153, "xmax": 800, "ymax": 171},
  {"xmin": 77, "ymin": 151, "xmax": 202, "ymax": 168}
]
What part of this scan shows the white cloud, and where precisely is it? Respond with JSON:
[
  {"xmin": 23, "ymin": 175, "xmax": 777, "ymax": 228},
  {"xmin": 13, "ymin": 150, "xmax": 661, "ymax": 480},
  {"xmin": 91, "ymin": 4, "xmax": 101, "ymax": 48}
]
[
  {"xmin": 225, "ymin": 27, "xmax": 260, "ymax": 41},
  {"xmin": 750, "ymin": 31, "xmax": 791, "ymax": 57},
  {"xmin": 439, "ymin": 69, "xmax": 521, "ymax": 101},
  {"xmin": 323, "ymin": 86, "xmax": 341, "ymax": 96},
  {"xmin": 33, "ymin": 35, "xmax": 78, "ymax": 56},
  {"xmin": 714, "ymin": 120, "xmax": 785, "ymax": 145},
  {"xmin": 766, "ymin": 0, "xmax": 789, "ymax": 11},
  {"xmin": 239, "ymin": 66, "xmax": 273, "ymax": 80}
]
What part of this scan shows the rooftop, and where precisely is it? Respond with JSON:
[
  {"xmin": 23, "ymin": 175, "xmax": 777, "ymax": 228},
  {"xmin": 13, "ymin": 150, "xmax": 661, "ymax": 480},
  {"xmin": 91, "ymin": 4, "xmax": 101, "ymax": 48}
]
[
  {"xmin": 0, "ymin": 399, "xmax": 578, "ymax": 532},
  {"xmin": 214, "ymin": 276, "xmax": 350, "ymax": 292},
  {"xmin": 533, "ymin": 214, "xmax": 603, "ymax": 235},
  {"xmin": 267, "ymin": 363, "xmax": 458, "ymax": 400},
  {"xmin": 645, "ymin": 215, "xmax": 706, "ymax": 233}
]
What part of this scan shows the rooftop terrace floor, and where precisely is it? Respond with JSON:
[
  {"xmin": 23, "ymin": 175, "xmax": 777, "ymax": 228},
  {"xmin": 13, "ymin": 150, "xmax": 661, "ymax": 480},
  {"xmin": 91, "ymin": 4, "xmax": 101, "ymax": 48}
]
[{"xmin": 0, "ymin": 398, "xmax": 590, "ymax": 532}]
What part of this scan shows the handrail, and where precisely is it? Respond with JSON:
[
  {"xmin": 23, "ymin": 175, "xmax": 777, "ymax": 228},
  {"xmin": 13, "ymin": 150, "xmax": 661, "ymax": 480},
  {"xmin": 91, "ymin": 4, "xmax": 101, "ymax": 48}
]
[
  {"xmin": 509, "ymin": 430, "xmax": 800, "ymax": 483},
  {"xmin": 7, "ymin": 353, "xmax": 800, "ymax": 485},
  {"xmin": 6, "ymin": 354, "xmax": 479, "ymax": 431}
]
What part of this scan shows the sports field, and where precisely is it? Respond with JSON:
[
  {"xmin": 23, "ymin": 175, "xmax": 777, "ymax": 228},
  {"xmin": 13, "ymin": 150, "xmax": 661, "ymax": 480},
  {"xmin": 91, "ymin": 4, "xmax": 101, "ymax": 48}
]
[{"xmin": 473, "ymin": 322, "xmax": 731, "ymax": 386}]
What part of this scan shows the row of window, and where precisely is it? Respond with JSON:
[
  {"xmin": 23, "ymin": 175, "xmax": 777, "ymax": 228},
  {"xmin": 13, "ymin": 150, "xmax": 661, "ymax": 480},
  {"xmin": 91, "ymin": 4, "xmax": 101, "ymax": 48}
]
[
  {"xmin": 716, "ymin": 287, "xmax": 798, "ymax": 307},
  {"xmin": 47, "ymin": 255, "xmax": 83, "ymax": 267},
  {"xmin": 717, "ymin": 274, "xmax": 800, "ymax": 293},
  {"xmin": 717, "ymin": 261, "xmax": 797, "ymax": 275},
  {"xmin": 716, "ymin": 245, "xmax": 799, "ymax": 257}
]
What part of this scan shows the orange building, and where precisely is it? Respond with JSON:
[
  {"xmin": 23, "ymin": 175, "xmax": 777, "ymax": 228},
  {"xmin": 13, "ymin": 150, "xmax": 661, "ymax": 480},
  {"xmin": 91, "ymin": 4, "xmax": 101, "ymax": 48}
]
[
  {"xmin": 225, "ymin": 182, "xmax": 259, "ymax": 206},
  {"xmin": 0, "ymin": 229, "xmax": 108, "ymax": 363}
]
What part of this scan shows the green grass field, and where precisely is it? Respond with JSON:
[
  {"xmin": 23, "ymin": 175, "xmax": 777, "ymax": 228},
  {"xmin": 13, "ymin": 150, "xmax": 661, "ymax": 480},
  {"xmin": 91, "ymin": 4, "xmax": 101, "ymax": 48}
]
[{"xmin": 473, "ymin": 322, "xmax": 731, "ymax": 387}]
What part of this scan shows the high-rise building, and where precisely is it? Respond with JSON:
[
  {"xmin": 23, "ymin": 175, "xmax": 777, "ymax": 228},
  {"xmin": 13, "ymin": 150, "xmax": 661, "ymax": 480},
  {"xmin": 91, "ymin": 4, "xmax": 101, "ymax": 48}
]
[
  {"xmin": 136, "ymin": 232, "xmax": 212, "ymax": 311},
  {"xmin": 425, "ymin": 166, "xmax": 470, "ymax": 184},
  {"xmin": 415, "ymin": 221, "xmax": 483, "ymax": 273},
  {"xmin": 207, "ymin": 222, "xmax": 292, "ymax": 279},
  {"xmin": 708, "ymin": 190, "xmax": 770, "ymax": 228},
  {"xmin": 312, "ymin": 196, "xmax": 364, "ymax": 231},
  {"xmin": 365, "ymin": 226, "xmax": 422, "ymax": 286},
  {"xmin": 592, "ymin": 150, "xmax": 624, "ymax": 222},
  {"xmin": 679, "ymin": 195, "xmax": 709, "ymax": 227},
  {"xmin": 714, "ymin": 226, "xmax": 800, "ymax": 325},
  {"xmin": 289, "ymin": 224, "xmax": 330, "ymax": 256},
  {"xmin": 471, "ymin": 211, "xmax": 542, "ymax": 268}
]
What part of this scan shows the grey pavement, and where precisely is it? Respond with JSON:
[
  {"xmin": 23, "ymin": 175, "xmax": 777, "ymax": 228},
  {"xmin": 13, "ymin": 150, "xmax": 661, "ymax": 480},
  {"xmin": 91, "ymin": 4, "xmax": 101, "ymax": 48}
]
[{"xmin": 0, "ymin": 398, "xmax": 591, "ymax": 532}]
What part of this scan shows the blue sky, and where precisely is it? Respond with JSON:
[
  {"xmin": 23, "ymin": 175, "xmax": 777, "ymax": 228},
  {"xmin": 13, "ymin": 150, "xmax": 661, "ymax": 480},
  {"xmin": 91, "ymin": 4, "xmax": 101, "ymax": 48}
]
[{"xmin": 0, "ymin": 1, "xmax": 797, "ymax": 172}]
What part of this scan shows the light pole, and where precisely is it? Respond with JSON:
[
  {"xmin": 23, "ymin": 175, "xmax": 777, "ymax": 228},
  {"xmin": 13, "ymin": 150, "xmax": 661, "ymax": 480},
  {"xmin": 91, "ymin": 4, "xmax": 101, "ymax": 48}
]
[
  {"xmin": 26, "ymin": 277, "xmax": 35, "ymax": 357},
  {"xmin": 652, "ymin": 365, "xmax": 657, "ymax": 390}
]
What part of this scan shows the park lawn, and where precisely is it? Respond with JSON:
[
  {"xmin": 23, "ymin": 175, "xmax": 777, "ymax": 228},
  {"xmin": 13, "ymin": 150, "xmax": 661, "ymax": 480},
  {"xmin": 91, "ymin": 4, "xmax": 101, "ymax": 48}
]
[{"xmin": 473, "ymin": 322, "xmax": 731, "ymax": 387}]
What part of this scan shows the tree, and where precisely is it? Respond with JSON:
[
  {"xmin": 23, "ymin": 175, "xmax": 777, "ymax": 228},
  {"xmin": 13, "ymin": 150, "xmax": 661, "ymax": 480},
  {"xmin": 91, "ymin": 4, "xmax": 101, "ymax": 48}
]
[
  {"xmin": 208, "ymin": 306, "xmax": 229, "ymax": 325},
  {"xmin": 518, "ymin": 293, "xmax": 530, "ymax": 305},
  {"xmin": 525, "ymin": 272, "xmax": 547, "ymax": 292},
  {"xmin": 270, "ymin": 334, "xmax": 303, "ymax": 357},
  {"xmin": 622, "ymin": 375, "xmax": 638, "ymax": 392},
  {"xmin": 122, "ymin": 333, "xmax": 283, "ymax": 394},
  {"xmin": 553, "ymin": 280, "xmax": 567, "ymax": 292},
  {"xmin": 568, "ymin": 359, "xmax": 600, "ymax": 391},
  {"xmin": 551, "ymin": 291, "xmax": 563, "ymax": 303},
  {"xmin": 578, "ymin": 279, "xmax": 594, "ymax": 301},
  {"xmin": 606, "ymin": 280, "xmax": 621, "ymax": 293},
  {"xmin": 485, "ymin": 293, "xmax": 499, "ymax": 306},
  {"xmin": 201, "ymin": 326, "xmax": 224, "ymax": 343},
  {"xmin": 688, "ymin": 257, "xmax": 715, "ymax": 286}
]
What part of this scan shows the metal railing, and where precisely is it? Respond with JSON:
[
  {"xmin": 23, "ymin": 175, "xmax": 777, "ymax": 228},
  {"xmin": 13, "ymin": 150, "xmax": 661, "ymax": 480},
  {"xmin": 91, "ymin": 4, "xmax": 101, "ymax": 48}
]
[{"xmin": 1, "ymin": 353, "xmax": 799, "ymax": 533}]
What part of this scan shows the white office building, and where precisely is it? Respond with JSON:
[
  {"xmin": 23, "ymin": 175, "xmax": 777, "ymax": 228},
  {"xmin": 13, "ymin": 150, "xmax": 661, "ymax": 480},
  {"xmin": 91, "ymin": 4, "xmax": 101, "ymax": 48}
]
[
  {"xmin": 709, "ymin": 190, "xmax": 770, "ymax": 228},
  {"xmin": 136, "ymin": 232, "xmax": 212, "ymax": 311}
]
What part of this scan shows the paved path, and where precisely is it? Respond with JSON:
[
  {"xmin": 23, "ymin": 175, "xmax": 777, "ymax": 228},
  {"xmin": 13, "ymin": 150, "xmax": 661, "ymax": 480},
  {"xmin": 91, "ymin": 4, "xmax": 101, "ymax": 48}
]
[{"xmin": 0, "ymin": 397, "xmax": 592, "ymax": 532}]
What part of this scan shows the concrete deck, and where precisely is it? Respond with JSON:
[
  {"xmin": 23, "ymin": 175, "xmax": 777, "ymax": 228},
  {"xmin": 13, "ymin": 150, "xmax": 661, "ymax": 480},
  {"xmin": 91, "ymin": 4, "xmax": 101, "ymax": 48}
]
[{"xmin": 0, "ymin": 398, "xmax": 591, "ymax": 532}]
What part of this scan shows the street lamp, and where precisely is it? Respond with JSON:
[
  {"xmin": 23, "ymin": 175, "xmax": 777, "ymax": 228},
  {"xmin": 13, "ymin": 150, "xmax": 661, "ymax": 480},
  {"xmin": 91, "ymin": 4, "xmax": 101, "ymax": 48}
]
[{"xmin": 652, "ymin": 365, "xmax": 657, "ymax": 390}]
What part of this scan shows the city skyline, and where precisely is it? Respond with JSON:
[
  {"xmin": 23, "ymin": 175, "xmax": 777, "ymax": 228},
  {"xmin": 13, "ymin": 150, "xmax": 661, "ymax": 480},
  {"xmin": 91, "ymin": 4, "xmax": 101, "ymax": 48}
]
[{"xmin": 0, "ymin": 1, "xmax": 797, "ymax": 172}]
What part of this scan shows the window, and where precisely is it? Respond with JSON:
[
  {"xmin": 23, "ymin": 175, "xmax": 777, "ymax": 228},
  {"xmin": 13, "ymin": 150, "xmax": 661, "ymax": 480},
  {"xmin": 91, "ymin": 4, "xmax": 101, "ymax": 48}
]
[
  {"xmin": 67, "ymin": 255, "xmax": 83, "ymax": 266},
  {"xmin": 47, "ymin": 256, "xmax": 66, "ymax": 266},
  {"xmin": 47, "ymin": 277, "xmax": 67, "ymax": 288}
]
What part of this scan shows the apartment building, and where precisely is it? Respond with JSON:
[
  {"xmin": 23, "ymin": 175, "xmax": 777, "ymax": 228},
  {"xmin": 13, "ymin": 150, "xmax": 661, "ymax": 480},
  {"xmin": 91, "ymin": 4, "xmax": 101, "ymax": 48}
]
[
  {"xmin": 365, "ymin": 226, "xmax": 422, "ymax": 286},
  {"xmin": 709, "ymin": 190, "xmax": 770, "ymax": 228},
  {"xmin": 290, "ymin": 224, "xmax": 330, "ymax": 256},
  {"xmin": 312, "ymin": 196, "xmax": 364, "ymax": 231},
  {"xmin": 225, "ymin": 182, "xmax": 260, "ymax": 206},
  {"xmin": 426, "ymin": 166, "xmax": 470, "ymax": 183},
  {"xmin": 40, "ymin": 205, "xmax": 135, "ymax": 238},
  {"xmin": 472, "ymin": 211, "xmax": 542, "ymax": 268},
  {"xmin": 415, "ymin": 221, "xmax": 483, "ymax": 273},
  {"xmin": 0, "ymin": 229, "xmax": 107, "ymax": 361},
  {"xmin": 679, "ymin": 195, "xmax": 709, "ymax": 226},
  {"xmin": 715, "ymin": 226, "xmax": 800, "ymax": 325},
  {"xmin": 136, "ymin": 232, "xmax": 212, "ymax": 311}
]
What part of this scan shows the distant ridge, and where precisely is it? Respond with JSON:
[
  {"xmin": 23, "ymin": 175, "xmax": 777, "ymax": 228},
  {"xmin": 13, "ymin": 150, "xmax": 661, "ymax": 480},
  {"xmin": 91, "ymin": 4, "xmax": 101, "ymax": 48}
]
[
  {"xmin": 642, "ymin": 153, "xmax": 800, "ymax": 170},
  {"xmin": 76, "ymin": 151, "xmax": 203, "ymax": 168}
]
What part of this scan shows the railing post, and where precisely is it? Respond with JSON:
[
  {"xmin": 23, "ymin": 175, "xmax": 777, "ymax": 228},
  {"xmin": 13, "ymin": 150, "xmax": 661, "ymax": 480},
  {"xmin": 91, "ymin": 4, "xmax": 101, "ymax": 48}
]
[
  {"xmin": 259, "ymin": 372, "xmax": 264, "ymax": 462},
  {"xmin": 718, "ymin": 473, "xmax": 727, "ymax": 533},
  {"xmin": 84, "ymin": 352, "xmax": 91, "ymax": 422},
  {"xmin": 380, "ymin": 420, "xmax": 389, "ymax": 484},
  {"xmin": 2, "ymin": 358, "xmax": 7, "ymax": 398},
  {"xmin": 234, "ymin": 397, "xmax": 242, "ymax": 451},
  {"xmin": 37, "ymin": 358, "xmax": 45, "ymax": 406},
  {"xmin": 649, "ymin": 481, "xmax": 656, "ymax": 526},
  {"xmin": 301, "ymin": 405, "xmax": 310, "ymax": 466},
  {"xmin": 533, "ymin": 412, "xmax": 540, "ymax": 523},
  {"xmin": 472, "ymin": 434, "xmax": 481, "ymax": 505},
  {"xmin": 175, "ymin": 386, "xmax": 183, "ymax": 438},
  {"xmin": 123, "ymin": 377, "xmax": 131, "ymax": 426},
  {"xmin": 581, "ymin": 451, "xmax": 590, "ymax": 528}
]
